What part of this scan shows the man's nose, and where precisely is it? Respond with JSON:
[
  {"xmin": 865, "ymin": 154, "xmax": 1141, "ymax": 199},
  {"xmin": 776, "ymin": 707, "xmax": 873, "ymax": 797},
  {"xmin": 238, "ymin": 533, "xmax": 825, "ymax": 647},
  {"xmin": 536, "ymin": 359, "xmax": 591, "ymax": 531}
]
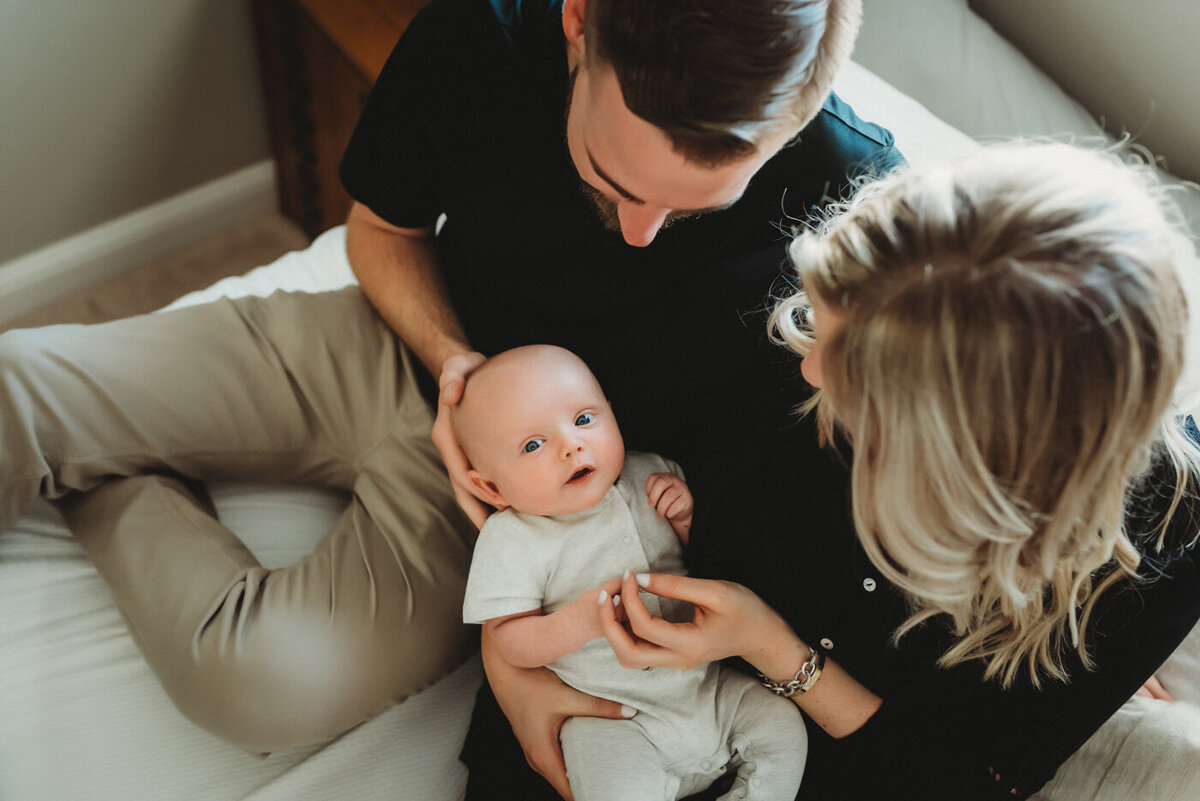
[{"xmin": 618, "ymin": 202, "xmax": 669, "ymax": 247}]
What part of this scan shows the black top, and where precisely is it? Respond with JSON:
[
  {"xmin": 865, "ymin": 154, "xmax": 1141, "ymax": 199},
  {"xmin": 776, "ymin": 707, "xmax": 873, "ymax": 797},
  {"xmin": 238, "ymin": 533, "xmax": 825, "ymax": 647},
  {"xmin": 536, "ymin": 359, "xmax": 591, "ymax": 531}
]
[
  {"xmin": 340, "ymin": 0, "xmax": 900, "ymax": 462},
  {"xmin": 683, "ymin": 436, "xmax": 1200, "ymax": 799},
  {"xmin": 342, "ymin": 1, "xmax": 1200, "ymax": 798}
]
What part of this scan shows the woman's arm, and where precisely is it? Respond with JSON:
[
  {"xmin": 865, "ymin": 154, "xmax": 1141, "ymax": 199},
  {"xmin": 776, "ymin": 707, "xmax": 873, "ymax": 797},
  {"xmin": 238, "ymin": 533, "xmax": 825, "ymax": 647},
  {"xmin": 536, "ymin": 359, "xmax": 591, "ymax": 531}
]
[
  {"xmin": 600, "ymin": 571, "xmax": 882, "ymax": 738},
  {"xmin": 605, "ymin": 564, "xmax": 1200, "ymax": 799}
]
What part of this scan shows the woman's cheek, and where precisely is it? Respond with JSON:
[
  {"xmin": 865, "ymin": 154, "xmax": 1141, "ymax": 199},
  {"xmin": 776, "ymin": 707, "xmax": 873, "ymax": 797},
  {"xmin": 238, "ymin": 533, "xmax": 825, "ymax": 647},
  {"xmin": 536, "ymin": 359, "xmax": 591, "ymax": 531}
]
[{"xmin": 800, "ymin": 347, "xmax": 824, "ymax": 389}]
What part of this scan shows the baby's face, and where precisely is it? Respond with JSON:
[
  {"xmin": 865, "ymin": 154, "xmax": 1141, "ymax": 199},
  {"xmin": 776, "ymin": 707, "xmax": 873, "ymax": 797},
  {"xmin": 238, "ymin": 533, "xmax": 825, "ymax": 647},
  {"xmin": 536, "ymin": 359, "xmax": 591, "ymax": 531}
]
[{"xmin": 459, "ymin": 347, "xmax": 625, "ymax": 516}]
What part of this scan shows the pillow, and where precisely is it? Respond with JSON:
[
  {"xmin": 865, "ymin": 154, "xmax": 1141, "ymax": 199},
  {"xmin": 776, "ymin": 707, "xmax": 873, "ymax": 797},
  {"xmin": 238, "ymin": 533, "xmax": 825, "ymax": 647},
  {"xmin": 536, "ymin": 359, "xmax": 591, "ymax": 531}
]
[
  {"xmin": 853, "ymin": 0, "xmax": 1106, "ymax": 141},
  {"xmin": 852, "ymin": 0, "xmax": 1200, "ymax": 240},
  {"xmin": 833, "ymin": 60, "xmax": 978, "ymax": 170}
]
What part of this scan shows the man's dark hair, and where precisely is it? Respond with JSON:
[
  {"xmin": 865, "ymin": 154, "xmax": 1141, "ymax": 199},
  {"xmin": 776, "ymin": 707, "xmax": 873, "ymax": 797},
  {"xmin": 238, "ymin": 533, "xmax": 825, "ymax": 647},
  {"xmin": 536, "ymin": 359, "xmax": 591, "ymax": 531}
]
[{"xmin": 585, "ymin": 0, "xmax": 862, "ymax": 165}]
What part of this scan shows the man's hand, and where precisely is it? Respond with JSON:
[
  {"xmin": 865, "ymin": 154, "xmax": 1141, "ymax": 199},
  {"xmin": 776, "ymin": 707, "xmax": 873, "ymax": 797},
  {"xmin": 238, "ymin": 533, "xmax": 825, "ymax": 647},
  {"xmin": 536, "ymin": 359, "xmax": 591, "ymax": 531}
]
[
  {"xmin": 482, "ymin": 627, "xmax": 635, "ymax": 800},
  {"xmin": 431, "ymin": 351, "xmax": 491, "ymax": 528},
  {"xmin": 645, "ymin": 472, "xmax": 693, "ymax": 543}
]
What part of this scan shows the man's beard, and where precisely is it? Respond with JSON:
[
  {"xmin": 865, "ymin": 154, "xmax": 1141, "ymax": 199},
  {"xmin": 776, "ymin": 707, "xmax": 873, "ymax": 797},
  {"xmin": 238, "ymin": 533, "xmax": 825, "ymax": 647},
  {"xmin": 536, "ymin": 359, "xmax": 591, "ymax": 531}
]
[
  {"xmin": 578, "ymin": 179, "xmax": 695, "ymax": 235},
  {"xmin": 578, "ymin": 180, "xmax": 621, "ymax": 232}
]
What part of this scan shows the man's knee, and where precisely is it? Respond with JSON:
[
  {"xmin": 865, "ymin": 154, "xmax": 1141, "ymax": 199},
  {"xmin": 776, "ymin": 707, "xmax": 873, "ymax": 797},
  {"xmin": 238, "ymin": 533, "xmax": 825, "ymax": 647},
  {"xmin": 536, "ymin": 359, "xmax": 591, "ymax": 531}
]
[
  {"xmin": 0, "ymin": 328, "xmax": 60, "ymax": 525},
  {"xmin": 168, "ymin": 612, "xmax": 473, "ymax": 752},
  {"xmin": 170, "ymin": 627, "xmax": 386, "ymax": 751},
  {"xmin": 0, "ymin": 327, "xmax": 50, "ymax": 397}
]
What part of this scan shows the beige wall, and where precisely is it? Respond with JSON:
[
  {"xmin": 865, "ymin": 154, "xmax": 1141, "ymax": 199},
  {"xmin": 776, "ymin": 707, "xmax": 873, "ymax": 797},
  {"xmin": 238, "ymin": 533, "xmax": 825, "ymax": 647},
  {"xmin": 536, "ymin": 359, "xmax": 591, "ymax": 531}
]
[
  {"xmin": 971, "ymin": 0, "xmax": 1200, "ymax": 183},
  {"xmin": 0, "ymin": 0, "xmax": 270, "ymax": 265}
]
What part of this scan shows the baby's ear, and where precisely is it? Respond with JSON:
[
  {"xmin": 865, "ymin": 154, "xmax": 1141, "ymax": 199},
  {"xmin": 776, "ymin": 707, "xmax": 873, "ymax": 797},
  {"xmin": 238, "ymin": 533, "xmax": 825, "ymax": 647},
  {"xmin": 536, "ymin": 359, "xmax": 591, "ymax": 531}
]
[{"xmin": 466, "ymin": 469, "xmax": 508, "ymax": 508}]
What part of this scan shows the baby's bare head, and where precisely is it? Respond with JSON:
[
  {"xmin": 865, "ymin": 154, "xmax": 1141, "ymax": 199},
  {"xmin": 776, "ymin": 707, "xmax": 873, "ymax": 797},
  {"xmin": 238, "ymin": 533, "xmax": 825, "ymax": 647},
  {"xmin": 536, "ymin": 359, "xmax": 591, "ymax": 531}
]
[
  {"xmin": 454, "ymin": 345, "xmax": 600, "ymax": 465},
  {"xmin": 453, "ymin": 345, "xmax": 625, "ymax": 516}
]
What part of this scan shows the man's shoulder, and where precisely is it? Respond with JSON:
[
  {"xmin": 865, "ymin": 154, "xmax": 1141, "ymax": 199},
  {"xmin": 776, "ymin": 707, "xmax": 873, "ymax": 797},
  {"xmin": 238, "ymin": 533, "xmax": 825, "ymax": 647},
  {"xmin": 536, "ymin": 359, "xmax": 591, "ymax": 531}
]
[
  {"xmin": 815, "ymin": 92, "xmax": 896, "ymax": 150},
  {"xmin": 772, "ymin": 92, "xmax": 902, "ymax": 170},
  {"xmin": 763, "ymin": 91, "xmax": 904, "ymax": 216},
  {"xmin": 484, "ymin": 0, "xmax": 563, "ymax": 35}
]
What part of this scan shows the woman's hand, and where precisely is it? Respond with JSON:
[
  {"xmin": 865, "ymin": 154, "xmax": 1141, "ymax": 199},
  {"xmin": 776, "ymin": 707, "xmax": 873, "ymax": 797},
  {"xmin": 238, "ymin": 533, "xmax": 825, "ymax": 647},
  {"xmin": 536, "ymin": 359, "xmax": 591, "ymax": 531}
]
[
  {"xmin": 598, "ymin": 571, "xmax": 791, "ymax": 670},
  {"xmin": 431, "ymin": 351, "xmax": 490, "ymax": 528},
  {"xmin": 600, "ymin": 571, "xmax": 885, "ymax": 738},
  {"xmin": 481, "ymin": 627, "xmax": 635, "ymax": 801}
]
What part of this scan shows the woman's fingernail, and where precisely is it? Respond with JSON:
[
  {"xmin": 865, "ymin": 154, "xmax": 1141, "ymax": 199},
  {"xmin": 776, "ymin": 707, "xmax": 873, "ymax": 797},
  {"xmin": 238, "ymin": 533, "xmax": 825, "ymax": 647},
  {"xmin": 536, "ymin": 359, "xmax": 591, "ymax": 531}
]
[
  {"xmin": 598, "ymin": 590, "xmax": 608, "ymax": 604},
  {"xmin": 613, "ymin": 594, "xmax": 621, "ymax": 606},
  {"xmin": 620, "ymin": 705, "xmax": 638, "ymax": 718},
  {"xmin": 622, "ymin": 568, "xmax": 631, "ymax": 580},
  {"xmin": 636, "ymin": 573, "xmax": 651, "ymax": 588}
]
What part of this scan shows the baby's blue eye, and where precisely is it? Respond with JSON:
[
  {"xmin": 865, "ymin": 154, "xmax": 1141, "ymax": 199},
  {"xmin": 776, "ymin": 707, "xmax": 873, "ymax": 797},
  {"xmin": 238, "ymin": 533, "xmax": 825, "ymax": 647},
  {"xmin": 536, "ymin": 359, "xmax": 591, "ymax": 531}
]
[
  {"xmin": 523, "ymin": 439, "xmax": 544, "ymax": 453},
  {"xmin": 575, "ymin": 413, "xmax": 594, "ymax": 426}
]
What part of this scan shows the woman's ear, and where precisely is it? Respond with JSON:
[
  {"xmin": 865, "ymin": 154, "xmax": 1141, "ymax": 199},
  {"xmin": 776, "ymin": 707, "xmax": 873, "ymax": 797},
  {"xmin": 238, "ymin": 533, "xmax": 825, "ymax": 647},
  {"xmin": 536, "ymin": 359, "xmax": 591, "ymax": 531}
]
[
  {"xmin": 562, "ymin": 0, "xmax": 587, "ymax": 54},
  {"xmin": 467, "ymin": 469, "xmax": 509, "ymax": 509}
]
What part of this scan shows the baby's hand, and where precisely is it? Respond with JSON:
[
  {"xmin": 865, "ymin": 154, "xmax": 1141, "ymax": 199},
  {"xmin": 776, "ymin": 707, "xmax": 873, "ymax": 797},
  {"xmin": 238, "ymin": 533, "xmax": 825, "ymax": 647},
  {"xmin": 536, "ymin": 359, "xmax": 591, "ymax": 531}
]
[
  {"xmin": 567, "ymin": 578, "xmax": 626, "ymax": 641},
  {"xmin": 645, "ymin": 473, "xmax": 693, "ymax": 543}
]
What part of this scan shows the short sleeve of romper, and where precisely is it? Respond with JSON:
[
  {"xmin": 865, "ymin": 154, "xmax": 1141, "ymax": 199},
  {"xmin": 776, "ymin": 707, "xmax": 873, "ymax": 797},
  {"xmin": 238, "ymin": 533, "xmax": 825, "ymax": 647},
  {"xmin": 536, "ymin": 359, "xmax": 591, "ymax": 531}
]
[{"xmin": 463, "ymin": 513, "xmax": 554, "ymax": 625}]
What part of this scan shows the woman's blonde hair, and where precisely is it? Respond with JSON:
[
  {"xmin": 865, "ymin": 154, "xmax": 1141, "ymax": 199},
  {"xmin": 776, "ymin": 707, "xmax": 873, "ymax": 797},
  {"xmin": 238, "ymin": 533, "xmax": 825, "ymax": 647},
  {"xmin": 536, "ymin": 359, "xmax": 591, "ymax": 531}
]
[{"xmin": 771, "ymin": 142, "xmax": 1200, "ymax": 687}]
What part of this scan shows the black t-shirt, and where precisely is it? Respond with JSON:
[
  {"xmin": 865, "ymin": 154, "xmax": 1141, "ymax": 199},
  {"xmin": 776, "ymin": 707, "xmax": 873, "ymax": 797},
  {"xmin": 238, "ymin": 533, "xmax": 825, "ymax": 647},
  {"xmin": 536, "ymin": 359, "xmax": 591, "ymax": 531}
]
[{"xmin": 340, "ymin": 0, "xmax": 901, "ymax": 465}]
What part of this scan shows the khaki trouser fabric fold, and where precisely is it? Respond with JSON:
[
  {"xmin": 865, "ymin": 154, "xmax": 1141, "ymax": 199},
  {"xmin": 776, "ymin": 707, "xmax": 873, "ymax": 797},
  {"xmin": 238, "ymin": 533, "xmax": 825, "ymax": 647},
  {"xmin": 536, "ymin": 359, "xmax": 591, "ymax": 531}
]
[{"xmin": 0, "ymin": 288, "xmax": 476, "ymax": 752}]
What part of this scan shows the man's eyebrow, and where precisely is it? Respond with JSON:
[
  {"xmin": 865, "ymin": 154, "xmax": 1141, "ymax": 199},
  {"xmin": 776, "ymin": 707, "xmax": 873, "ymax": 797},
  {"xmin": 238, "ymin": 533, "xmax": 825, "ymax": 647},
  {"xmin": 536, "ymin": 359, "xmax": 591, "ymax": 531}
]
[{"xmin": 586, "ymin": 147, "xmax": 644, "ymax": 205}]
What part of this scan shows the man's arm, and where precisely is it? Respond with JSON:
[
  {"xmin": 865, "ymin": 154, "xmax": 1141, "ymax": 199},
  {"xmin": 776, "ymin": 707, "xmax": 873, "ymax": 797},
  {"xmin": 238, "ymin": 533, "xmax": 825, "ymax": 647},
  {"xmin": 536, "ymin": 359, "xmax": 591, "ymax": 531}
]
[
  {"xmin": 346, "ymin": 202, "xmax": 496, "ymax": 525},
  {"xmin": 345, "ymin": 201, "xmax": 472, "ymax": 376}
]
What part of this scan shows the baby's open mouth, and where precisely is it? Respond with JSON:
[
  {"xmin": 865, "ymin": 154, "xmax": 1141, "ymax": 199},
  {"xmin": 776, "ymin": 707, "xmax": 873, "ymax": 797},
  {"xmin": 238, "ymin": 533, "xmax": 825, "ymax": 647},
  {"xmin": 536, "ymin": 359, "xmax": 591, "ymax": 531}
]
[{"xmin": 567, "ymin": 467, "xmax": 594, "ymax": 484}]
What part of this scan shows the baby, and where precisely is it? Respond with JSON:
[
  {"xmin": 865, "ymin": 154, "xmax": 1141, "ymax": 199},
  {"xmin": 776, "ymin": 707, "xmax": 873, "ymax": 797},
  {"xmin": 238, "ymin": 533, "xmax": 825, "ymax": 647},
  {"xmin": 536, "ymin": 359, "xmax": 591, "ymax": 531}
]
[{"xmin": 457, "ymin": 345, "xmax": 806, "ymax": 801}]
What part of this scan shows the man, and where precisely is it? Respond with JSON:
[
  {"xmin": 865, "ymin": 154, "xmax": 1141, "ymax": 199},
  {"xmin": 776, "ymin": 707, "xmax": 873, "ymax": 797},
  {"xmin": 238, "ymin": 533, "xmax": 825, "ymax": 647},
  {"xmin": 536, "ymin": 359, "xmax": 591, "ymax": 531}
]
[{"xmin": 0, "ymin": 0, "xmax": 894, "ymax": 766}]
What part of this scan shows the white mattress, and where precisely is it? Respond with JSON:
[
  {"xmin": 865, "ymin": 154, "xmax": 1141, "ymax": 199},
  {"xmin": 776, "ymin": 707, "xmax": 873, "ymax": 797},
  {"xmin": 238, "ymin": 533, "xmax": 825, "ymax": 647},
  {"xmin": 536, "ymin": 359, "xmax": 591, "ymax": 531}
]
[{"xmin": 4, "ymin": 7, "xmax": 1200, "ymax": 796}]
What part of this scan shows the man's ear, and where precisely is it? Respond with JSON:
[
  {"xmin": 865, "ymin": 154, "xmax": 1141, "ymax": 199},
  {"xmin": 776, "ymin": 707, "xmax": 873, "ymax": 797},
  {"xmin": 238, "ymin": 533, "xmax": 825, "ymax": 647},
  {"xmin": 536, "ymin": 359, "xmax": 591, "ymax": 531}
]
[
  {"xmin": 562, "ymin": 0, "xmax": 586, "ymax": 55},
  {"xmin": 467, "ymin": 469, "xmax": 509, "ymax": 509}
]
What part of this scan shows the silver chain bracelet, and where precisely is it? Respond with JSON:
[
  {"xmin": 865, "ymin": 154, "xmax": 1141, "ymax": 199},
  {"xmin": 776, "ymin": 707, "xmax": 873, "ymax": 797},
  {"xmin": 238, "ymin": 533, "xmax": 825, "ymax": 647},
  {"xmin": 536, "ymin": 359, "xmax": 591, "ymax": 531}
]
[{"xmin": 758, "ymin": 645, "xmax": 826, "ymax": 697}]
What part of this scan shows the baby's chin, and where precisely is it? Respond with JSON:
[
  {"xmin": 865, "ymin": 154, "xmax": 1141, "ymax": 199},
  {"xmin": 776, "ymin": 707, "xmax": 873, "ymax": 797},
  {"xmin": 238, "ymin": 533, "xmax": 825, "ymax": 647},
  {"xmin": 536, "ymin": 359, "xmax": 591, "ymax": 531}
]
[{"xmin": 530, "ymin": 492, "xmax": 607, "ymax": 517}]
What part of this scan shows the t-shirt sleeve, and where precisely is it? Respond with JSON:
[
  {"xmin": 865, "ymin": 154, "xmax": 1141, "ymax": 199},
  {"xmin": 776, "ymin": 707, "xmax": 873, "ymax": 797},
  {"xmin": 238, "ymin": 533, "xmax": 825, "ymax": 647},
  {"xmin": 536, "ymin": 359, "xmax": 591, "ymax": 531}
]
[
  {"xmin": 462, "ymin": 515, "xmax": 550, "ymax": 625},
  {"xmin": 338, "ymin": 0, "xmax": 456, "ymax": 228}
]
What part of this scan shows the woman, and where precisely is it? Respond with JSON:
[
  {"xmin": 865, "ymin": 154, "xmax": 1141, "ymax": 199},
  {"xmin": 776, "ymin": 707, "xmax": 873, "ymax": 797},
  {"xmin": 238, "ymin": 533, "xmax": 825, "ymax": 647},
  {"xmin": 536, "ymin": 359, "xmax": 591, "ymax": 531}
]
[{"xmin": 466, "ymin": 142, "xmax": 1200, "ymax": 800}]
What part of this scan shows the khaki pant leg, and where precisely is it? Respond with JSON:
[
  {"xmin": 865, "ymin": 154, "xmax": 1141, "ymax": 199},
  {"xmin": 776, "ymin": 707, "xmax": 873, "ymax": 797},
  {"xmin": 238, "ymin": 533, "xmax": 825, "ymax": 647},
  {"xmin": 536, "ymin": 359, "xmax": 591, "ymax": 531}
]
[
  {"xmin": 0, "ymin": 288, "xmax": 397, "ymax": 524},
  {"xmin": 5, "ymin": 287, "xmax": 475, "ymax": 750},
  {"xmin": 59, "ymin": 442, "xmax": 474, "ymax": 753}
]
